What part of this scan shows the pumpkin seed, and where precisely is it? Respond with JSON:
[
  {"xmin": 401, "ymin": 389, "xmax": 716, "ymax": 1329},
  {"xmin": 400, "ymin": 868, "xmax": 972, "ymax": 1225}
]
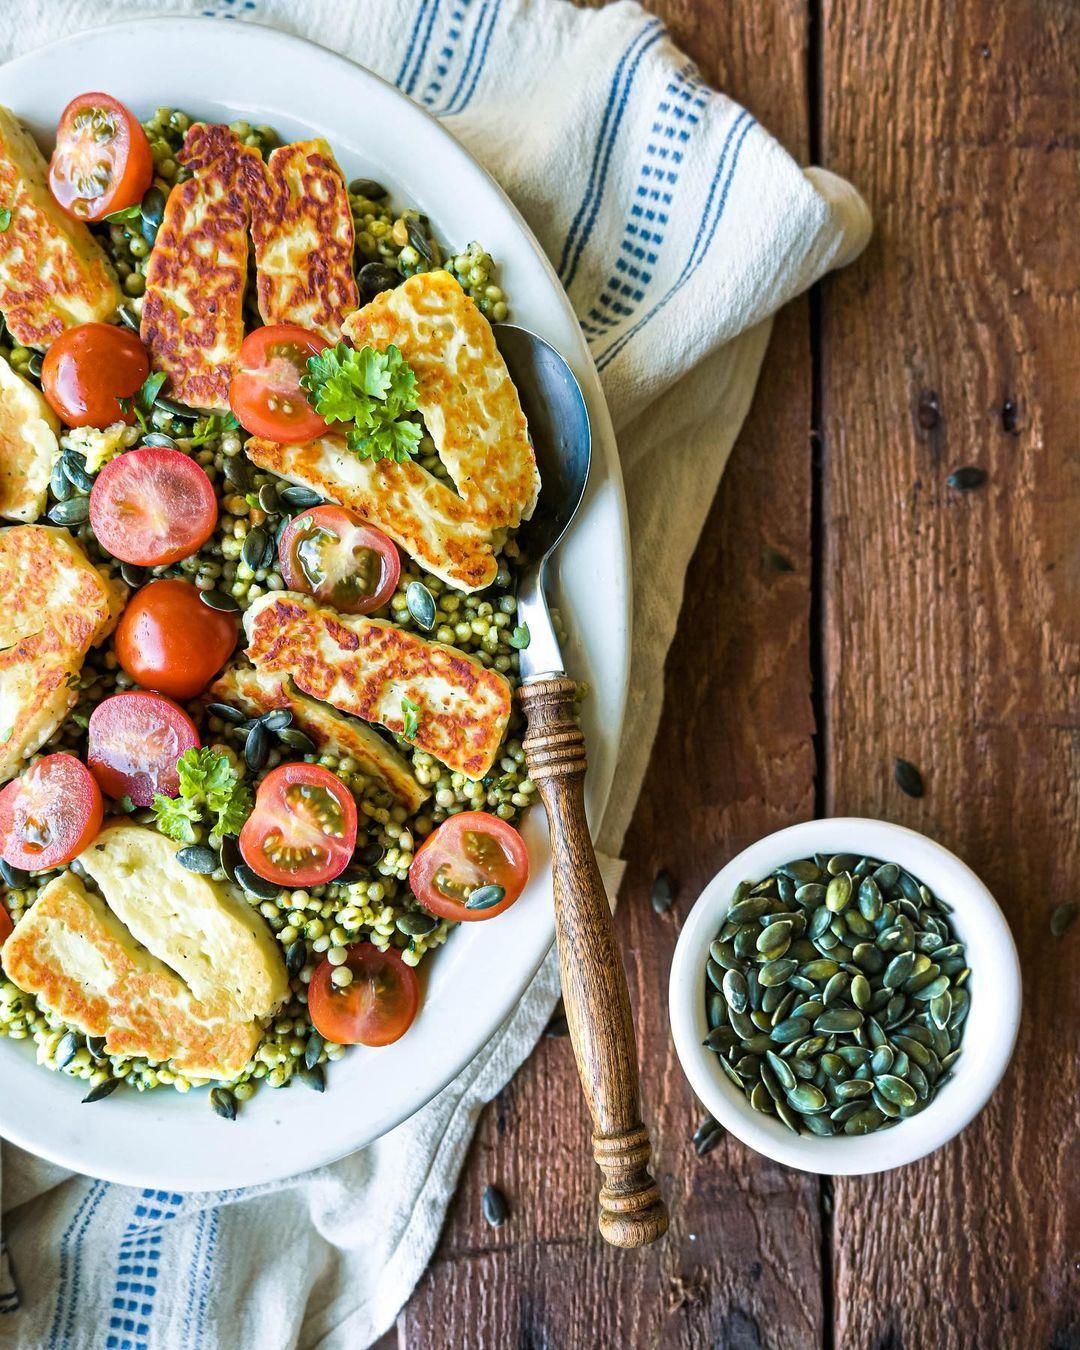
[
  {"xmin": 258, "ymin": 482, "xmax": 282, "ymax": 512},
  {"xmin": 1050, "ymin": 901, "xmax": 1078, "ymax": 937},
  {"xmin": 277, "ymin": 727, "xmax": 317, "ymax": 754},
  {"xmin": 775, "ymin": 1101, "xmax": 803, "ymax": 1133},
  {"xmin": 756, "ymin": 919, "xmax": 793, "ymax": 958},
  {"xmin": 929, "ymin": 991, "xmax": 952, "ymax": 1029},
  {"xmin": 787, "ymin": 1083, "xmax": 827, "ymax": 1113},
  {"xmin": 825, "ymin": 873, "xmax": 853, "ymax": 913},
  {"xmin": 219, "ymin": 834, "xmax": 242, "ymax": 883},
  {"xmin": 729, "ymin": 895, "xmax": 774, "ymax": 924},
  {"xmin": 245, "ymin": 721, "xmax": 270, "ymax": 773},
  {"xmin": 177, "ymin": 844, "xmax": 218, "ymax": 874},
  {"xmin": 692, "ymin": 1115, "xmax": 724, "ymax": 1156},
  {"xmin": 210, "ymin": 1086, "xmax": 237, "ymax": 1120},
  {"xmin": 815, "ymin": 1009, "xmax": 864, "ymax": 1034},
  {"xmin": 894, "ymin": 757, "xmax": 924, "ymax": 798},
  {"xmin": 722, "ymin": 969, "xmax": 749, "ymax": 1014},
  {"xmin": 465, "ymin": 883, "xmax": 506, "ymax": 911},
  {"xmin": 946, "ymin": 465, "xmax": 987, "ymax": 490},
  {"xmin": 406, "ymin": 580, "xmax": 437, "ymax": 631},
  {"xmin": 60, "ymin": 451, "xmax": 95, "ymax": 493},
  {"xmin": 55, "ymin": 1031, "xmax": 79, "ymax": 1069},
  {"xmin": 141, "ymin": 432, "xmax": 177, "ymax": 449},
  {"xmin": 883, "ymin": 951, "xmax": 916, "ymax": 988},
  {"xmin": 223, "ymin": 455, "xmax": 253, "ymax": 490},
  {"xmin": 779, "ymin": 860, "xmax": 820, "ymax": 884},
  {"xmin": 242, "ymin": 526, "xmax": 270, "ymax": 570},
  {"xmin": 874, "ymin": 1074, "xmax": 917, "ymax": 1108},
  {"xmin": 234, "ymin": 863, "xmax": 281, "ymax": 899},
  {"xmin": 304, "ymin": 1032, "xmax": 324, "ymax": 1072},
  {"xmin": 0, "ymin": 857, "xmax": 31, "ymax": 889},
  {"xmin": 200, "ymin": 588, "xmax": 240, "ymax": 613},
  {"xmin": 758, "ymin": 957, "xmax": 798, "ymax": 988},
  {"xmin": 822, "ymin": 971, "xmax": 850, "ymax": 1006},
  {"xmin": 771, "ymin": 1016, "xmax": 810, "ymax": 1044},
  {"xmin": 298, "ymin": 1064, "xmax": 326, "ymax": 1093},
  {"xmin": 48, "ymin": 495, "xmax": 90, "ymax": 525},
  {"xmin": 650, "ymin": 868, "xmax": 677, "ymax": 914},
  {"xmin": 83, "ymin": 1078, "xmax": 121, "ymax": 1104},
  {"xmin": 279, "ymin": 484, "xmax": 323, "ymax": 510},
  {"xmin": 397, "ymin": 910, "xmax": 438, "ymax": 937},
  {"xmin": 286, "ymin": 939, "xmax": 307, "ymax": 978}
]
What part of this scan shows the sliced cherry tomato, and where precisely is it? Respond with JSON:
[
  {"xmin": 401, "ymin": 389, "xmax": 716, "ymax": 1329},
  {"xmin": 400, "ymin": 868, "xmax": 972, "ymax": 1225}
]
[
  {"xmin": 87, "ymin": 691, "xmax": 200, "ymax": 806},
  {"xmin": 229, "ymin": 324, "xmax": 330, "ymax": 442},
  {"xmin": 113, "ymin": 579, "xmax": 237, "ymax": 700},
  {"xmin": 41, "ymin": 323, "xmax": 149, "ymax": 429},
  {"xmin": 48, "ymin": 92, "xmax": 153, "ymax": 222},
  {"xmin": 308, "ymin": 943, "xmax": 420, "ymax": 1047},
  {"xmin": 278, "ymin": 505, "xmax": 401, "ymax": 615},
  {"xmin": 239, "ymin": 763, "xmax": 357, "ymax": 887},
  {"xmin": 409, "ymin": 810, "xmax": 529, "ymax": 921},
  {"xmin": 0, "ymin": 754, "xmax": 103, "ymax": 872},
  {"xmin": 0, "ymin": 901, "xmax": 12, "ymax": 947},
  {"xmin": 90, "ymin": 446, "xmax": 218, "ymax": 566}
]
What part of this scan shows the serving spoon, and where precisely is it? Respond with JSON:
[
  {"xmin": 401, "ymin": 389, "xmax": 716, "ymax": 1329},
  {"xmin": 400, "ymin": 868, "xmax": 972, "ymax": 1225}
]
[{"xmin": 495, "ymin": 324, "xmax": 669, "ymax": 1249}]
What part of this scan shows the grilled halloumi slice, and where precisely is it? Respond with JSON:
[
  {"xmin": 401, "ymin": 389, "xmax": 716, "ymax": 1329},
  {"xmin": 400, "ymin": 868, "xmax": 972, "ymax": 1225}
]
[
  {"xmin": 210, "ymin": 663, "xmax": 428, "ymax": 812},
  {"xmin": 0, "ymin": 107, "xmax": 121, "ymax": 348},
  {"xmin": 1, "ymin": 873, "xmax": 262, "ymax": 1080},
  {"xmin": 141, "ymin": 124, "xmax": 264, "ymax": 410},
  {"xmin": 77, "ymin": 822, "xmax": 288, "ymax": 1022},
  {"xmin": 252, "ymin": 138, "xmax": 358, "ymax": 341},
  {"xmin": 244, "ymin": 592, "xmax": 512, "ymax": 779},
  {"xmin": 0, "ymin": 357, "xmax": 60, "ymax": 522},
  {"xmin": 0, "ymin": 526, "xmax": 126, "ymax": 783},
  {"xmin": 246, "ymin": 271, "xmax": 541, "ymax": 593}
]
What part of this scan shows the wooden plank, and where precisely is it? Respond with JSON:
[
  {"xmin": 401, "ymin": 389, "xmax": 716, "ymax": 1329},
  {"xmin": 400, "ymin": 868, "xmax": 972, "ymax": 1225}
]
[
  {"xmin": 820, "ymin": 2, "xmax": 1080, "ymax": 1345},
  {"xmin": 402, "ymin": 3, "xmax": 821, "ymax": 1344}
]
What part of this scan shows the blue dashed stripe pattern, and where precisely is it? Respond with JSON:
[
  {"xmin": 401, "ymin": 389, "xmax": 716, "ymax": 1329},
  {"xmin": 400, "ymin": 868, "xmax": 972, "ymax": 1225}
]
[
  {"xmin": 48, "ymin": 1179, "xmax": 110, "ymax": 1349},
  {"xmin": 395, "ymin": 0, "xmax": 443, "ymax": 95},
  {"xmin": 557, "ymin": 17, "xmax": 665, "ymax": 290},
  {"xmin": 180, "ymin": 1203, "xmax": 222, "ymax": 1350},
  {"xmin": 199, "ymin": 0, "xmax": 255, "ymax": 15},
  {"xmin": 579, "ymin": 64, "xmax": 709, "ymax": 341},
  {"xmin": 104, "ymin": 1190, "xmax": 184, "ymax": 1350},
  {"xmin": 596, "ymin": 108, "xmax": 755, "ymax": 372}
]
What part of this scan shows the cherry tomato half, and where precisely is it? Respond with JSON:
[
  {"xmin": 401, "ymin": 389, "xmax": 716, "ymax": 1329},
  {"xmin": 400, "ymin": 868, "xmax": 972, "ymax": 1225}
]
[
  {"xmin": 90, "ymin": 446, "xmax": 218, "ymax": 566},
  {"xmin": 409, "ymin": 811, "xmax": 529, "ymax": 922},
  {"xmin": 278, "ymin": 505, "xmax": 401, "ymax": 615},
  {"xmin": 308, "ymin": 943, "xmax": 420, "ymax": 1047},
  {"xmin": 229, "ymin": 324, "xmax": 330, "ymax": 443},
  {"xmin": 87, "ymin": 691, "xmax": 200, "ymax": 806},
  {"xmin": 48, "ymin": 92, "xmax": 153, "ymax": 222},
  {"xmin": 239, "ymin": 763, "xmax": 357, "ymax": 887},
  {"xmin": 0, "ymin": 754, "xmax": 103, "ymax": 872},
  {"xmin": 0, "ymin": 901, "xmax": 11, "ymax": 948},
  {"xmin": 41, "ymin": 323, "xmax": 149, "ymax": 429},
  {"xmin": 114, "ymin": 579, "xmax": 238, "ymax": 701}
]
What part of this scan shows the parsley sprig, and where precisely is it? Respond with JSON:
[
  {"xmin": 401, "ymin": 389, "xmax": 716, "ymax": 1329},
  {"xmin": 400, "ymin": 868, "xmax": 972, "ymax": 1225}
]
[
  {"xmin": 301, "ymin": 342, "xmax": 423, "ymax": 464},
  {"xmin": 153, "ymin": 748, "xmax": 253, "ymax": 844}
]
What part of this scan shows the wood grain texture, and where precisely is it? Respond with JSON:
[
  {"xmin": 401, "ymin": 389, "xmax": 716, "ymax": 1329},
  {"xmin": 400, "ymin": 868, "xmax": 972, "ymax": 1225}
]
[
  {"xmin": 401, "ymin": 0, "xmax": 820, "ymax": 1337},
  {"xmin": 519, "ymin": 676, "xmax": 668, "ymax": 1248},
  {"xmin": 819, "ymin": 2, "xmax": 1080, "ymax": 1346}
]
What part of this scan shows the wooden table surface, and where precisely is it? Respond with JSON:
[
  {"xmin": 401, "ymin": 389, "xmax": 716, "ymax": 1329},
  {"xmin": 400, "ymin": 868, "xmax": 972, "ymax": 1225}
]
[{"xmin": 396, "ymin": 1, "xmax": 1079, "ymax": 1345}]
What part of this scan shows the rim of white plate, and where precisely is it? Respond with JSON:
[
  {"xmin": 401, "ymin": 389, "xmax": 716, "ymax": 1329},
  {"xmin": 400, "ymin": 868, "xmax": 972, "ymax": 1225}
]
[
  {"xmin": 669, "ymin": 818, "xmax": 1022, "ymax": 1175},
  {"xmin": 0, "ymin": 15, "xmax": 631, "ymax": 1191}
]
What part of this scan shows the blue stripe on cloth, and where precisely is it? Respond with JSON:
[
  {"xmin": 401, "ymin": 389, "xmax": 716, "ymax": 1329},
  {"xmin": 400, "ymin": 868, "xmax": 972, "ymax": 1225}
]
[
  {"xmin": 428, "ymin": 0, "xmax": 485, "ymax": 112},
  {"xmin": 559, "ymin": 20, "xmax": 665, "ymax": 290},
  {"xmin": 48, "ymin": 1179, "xmax": 110, "ymax": 1350},
  {"xmin": 578, "ymin": 64, "xmax": 710, "ymax": 340},
  {"xmin": 402, "ymin": 0, "xmax": 445, "ymax": 97},
  {"xmin": 596, "ymin": 110, "xmax": 755, "ymax": 372},
  {"xmin": 420, "ymin": 0, "xmax": 468, "ymax": 107},
  {"xmin": 180, "ymin": 1200, "xmax": 221, "ymax": 1350},
  {"xmin": 443, "ymin": 0, "xmax": 503, "ymax": 115},
  {"xmin": 556, "ymin": 18, "xmax": 663, "ymax": 285},
  {"xmin": 395, "ymin": 0, "xmax": 435, "ymax": 89},
  {"xmin": 104, "ymin": 1189, "xmax": 184, "ymax": 1350}
]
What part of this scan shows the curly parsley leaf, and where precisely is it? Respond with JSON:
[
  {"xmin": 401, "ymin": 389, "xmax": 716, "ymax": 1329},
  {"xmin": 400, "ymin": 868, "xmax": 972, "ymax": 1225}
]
[
  {"xmin": 189, "ymin": 410, "xmax": 240, "ymax": 447},
  {"xmin": 153, "ymin": 747, "xmax": 253, "ymax": 842},
  {"xmin": 302, "ymin": 342, "xmax": 422, "ymax": 464}
]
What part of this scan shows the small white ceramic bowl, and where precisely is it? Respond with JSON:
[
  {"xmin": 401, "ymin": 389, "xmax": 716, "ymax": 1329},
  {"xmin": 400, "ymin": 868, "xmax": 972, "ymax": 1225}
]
[{"xmin": 669, "ymin": 818, "xmax": 1021, "ymax": 1174}]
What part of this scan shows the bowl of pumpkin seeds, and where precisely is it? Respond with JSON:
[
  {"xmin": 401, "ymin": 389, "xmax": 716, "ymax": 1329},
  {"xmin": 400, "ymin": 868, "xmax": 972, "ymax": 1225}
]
[{"xmin": 669, "ymin": 818, "xmax": 1021, "ymax": 1174}]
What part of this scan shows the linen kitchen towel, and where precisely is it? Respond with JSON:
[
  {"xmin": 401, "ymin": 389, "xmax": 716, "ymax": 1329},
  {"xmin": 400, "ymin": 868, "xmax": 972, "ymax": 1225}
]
[{"xmin": 0, "ymin": 1, "xmax": 871, "ymax": 1346}]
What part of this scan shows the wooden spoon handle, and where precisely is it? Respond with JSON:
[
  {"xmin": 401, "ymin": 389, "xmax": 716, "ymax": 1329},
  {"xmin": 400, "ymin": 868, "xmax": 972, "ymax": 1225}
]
[{"xmin": 519, "ymin": 676, "xmax": 669, "ymax": 1249}]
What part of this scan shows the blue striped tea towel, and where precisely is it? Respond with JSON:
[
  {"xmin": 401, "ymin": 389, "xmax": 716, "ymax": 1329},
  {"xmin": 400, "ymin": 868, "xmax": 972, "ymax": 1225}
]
[{"xmin": 0, "ymin": 1, "xmax": 870, "ymax": 1346}]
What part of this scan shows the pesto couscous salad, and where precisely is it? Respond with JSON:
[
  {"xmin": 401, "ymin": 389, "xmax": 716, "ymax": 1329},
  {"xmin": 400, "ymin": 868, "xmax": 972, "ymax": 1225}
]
[{"xmin": 0, "ymin": 93, "xmax": 541, "ymax": 1117}]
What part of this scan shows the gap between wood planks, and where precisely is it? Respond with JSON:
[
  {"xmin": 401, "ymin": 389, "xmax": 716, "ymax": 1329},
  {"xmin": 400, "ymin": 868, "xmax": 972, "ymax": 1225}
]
[{"xmin": 806, "ymin": 2, "xmax": 835, "ymax": 1347}]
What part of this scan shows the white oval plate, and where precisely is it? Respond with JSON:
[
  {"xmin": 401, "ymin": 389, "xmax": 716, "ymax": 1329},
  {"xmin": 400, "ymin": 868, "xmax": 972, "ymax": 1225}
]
[{"xmin": 0, "ymin": 17, "xmax": 630, "ymax": 1190}]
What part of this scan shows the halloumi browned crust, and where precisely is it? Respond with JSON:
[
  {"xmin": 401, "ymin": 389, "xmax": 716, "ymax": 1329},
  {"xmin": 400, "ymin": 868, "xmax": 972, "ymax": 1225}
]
[
  {"xmin": 210, "ymin": 663, "xmax": 428, "ymax": 812},
  {"xmin": 247, "ymin": 271, "xmax": 541, "ymax": 593},
  {"xmin": 0, "ymin": 356, "xmax": 60, "ymax": 522},
  {"xmin": 1, "ymin": 873, "xmax": 261, "ymax": 1080},
  {"xmin": 77, "ymin": 822, "xmax": 288, "ymax": 1022},
  {"xmin": 0, "ymin": 108, "xmax": 121, "ymax": 348},
  {"xmin": 244, "ymin": 592, "xmax": 512, "ymax": 779},
  {"xmin": 141, "ymin": 124, "xmax": 264, "ymax": 409},
  {"xmin": 252, "ymin": 138, "xmax": 358, "ymax": 341},
  {"xmin": 0, "ymin": 526, "xmax": 126, "ymax": 782}
]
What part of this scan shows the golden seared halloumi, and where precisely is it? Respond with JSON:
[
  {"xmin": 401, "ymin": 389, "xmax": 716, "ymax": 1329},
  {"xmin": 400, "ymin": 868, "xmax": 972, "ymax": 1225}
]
[
  {"xmin": 210, "ymin": 663, "xmax": 428, "ymax": 813},
  {"xmin": 77, "ymin": 822, "xmax": 288, "ymax": 1021},
  {"xmin": 0, "ymin": 356, "xmax": 60, "ymax": 521},
  {"xmin": 0, "ymin": 108, "xmax": 121, "ymax": 348},
  {"xmin": 141, "ymin": 124, "xmax": 264, "ymax": 409},
  {"xmin": 0, "ymin": 526, "xmax": 126, "ymax": 783},
  {"xmin": 1, "ymin": 873, "xmax": 262, "ymax": 1080},
  {"xmin": 244, "ymin": 592, "xmax": 512, "ymax": 779},
  {"xmin": 247, "ymin": 271, "xmax": 540, "ymax": 592},
  {"xmin": 252, "ymin": 138, "xmax": 358, "ymax": 341}
]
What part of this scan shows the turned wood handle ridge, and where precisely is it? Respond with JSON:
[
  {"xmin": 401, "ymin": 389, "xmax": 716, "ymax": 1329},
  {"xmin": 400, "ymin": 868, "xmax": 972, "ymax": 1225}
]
[{"xmin": 519, "ymin": 676, "xmax": 669, "ymax": 1249}]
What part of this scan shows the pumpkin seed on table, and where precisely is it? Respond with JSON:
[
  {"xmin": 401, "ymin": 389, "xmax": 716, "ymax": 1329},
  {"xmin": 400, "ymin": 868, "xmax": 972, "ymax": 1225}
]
[
  {"xmin": 701, "ymin": 853, "xmax": 969, "ymax": 1136},
  {"xmin": 650, "ymin": 868, "xmax": 677, "ymax": 914}
]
